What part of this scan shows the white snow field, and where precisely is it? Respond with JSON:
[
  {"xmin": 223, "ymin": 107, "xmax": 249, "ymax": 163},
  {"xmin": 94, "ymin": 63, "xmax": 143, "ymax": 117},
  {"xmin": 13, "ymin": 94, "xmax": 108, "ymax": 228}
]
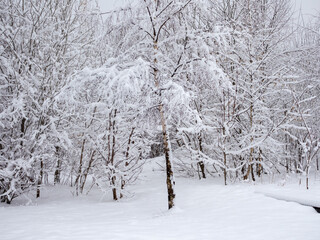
[{"xmin": 1, "ymin": 159, "xmax": 320, "ymax": 240}]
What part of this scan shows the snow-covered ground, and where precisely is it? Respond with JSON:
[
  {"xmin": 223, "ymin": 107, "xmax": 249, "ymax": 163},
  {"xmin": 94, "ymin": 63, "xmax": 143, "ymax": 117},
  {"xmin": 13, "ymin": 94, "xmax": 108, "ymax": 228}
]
[{"xmin": 1, "ymin": 159, "xmax": 320, "ymax": 240}]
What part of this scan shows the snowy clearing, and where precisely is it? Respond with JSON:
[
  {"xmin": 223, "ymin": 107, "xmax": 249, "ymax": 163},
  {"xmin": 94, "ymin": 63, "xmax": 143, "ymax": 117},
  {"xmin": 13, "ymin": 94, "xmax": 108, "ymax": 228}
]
[
  {"xmin": 1, "ymin": 161, "xmax": 320, "ymax": 240},
  {"xmin": 1, "ymin": 1, "xmax": 320, "ymax": 239}
]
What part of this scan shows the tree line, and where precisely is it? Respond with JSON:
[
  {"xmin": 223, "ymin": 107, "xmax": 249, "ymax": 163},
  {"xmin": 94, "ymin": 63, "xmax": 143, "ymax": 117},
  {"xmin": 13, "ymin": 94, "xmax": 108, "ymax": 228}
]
[{"xmin": 0, "ymin": 0, "xmax": 319, "ymax": 209}]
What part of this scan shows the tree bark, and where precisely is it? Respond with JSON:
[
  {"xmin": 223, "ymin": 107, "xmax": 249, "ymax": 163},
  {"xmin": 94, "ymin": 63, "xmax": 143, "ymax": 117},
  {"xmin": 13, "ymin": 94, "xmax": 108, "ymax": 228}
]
[
  {"xmin": 120, "ymin": 128, "xmax": 135, "ymax": 198},
  {"xmin": 197, "ymin": 133, "xmax": 206, "ymax": 179},
  {"xmin": 79, "ymin": 150, "xmax": 95, "ymax": 194},
  {"xmin": 54, "ymin": 146, "xmax": 61, "ymax": 185},
  {"xmin": 36, "ymin": 159, "xmax": 43, "ymax": 198},
  {"xmin": 109, "ymin": 109, "xmax": 118, "ymax": 201},
  {"xmin": 154, "ymin": 39, "xmax": 175, "ymax": 210},
  {"xmin": 244, "ymin": 102, "xmax": 255, "ymax": 181},
  {"xmin": 75, "ymin": 139, "xmax": 86, "ymax": 195},
  {"xmin": 223, "ymin": 151, "xmax": 227, "ymax": 185},
  {"xmin": 222, "ymin": 126, "xmax": 227, "ymax": 185},
  {"xmin": 54, "ymin": 159, "xmax": 61, "ymax": 185}
]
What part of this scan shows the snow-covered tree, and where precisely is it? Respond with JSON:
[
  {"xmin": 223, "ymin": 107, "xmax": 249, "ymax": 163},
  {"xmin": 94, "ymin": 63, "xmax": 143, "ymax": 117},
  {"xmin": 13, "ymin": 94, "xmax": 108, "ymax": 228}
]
[
  {"xmin": 65, "ymin": 59, "xmax": 150, "ymax": 199},
  {"xmin": 0, "ymin": 0, "xmax": 99, "ymax": 202}
]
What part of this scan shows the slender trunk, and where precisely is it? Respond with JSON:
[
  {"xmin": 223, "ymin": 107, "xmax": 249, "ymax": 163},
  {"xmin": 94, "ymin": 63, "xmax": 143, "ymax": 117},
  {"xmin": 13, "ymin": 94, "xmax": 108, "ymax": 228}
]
[
  {"xmin": 110, "ymin": 109, "xmax": 118, "ymax": 201},
  {"xmin": 285, "ymin": 133, "xmax": 289, "ymax": 173},
  {"xmin": 198, "ymin": 134, "xmax": 206, "ymax": 179},
  {"xmin": 75, "ymin": 139, "xmax": 86, "ymax": 195},
  {"xmin": 222, "ymin": 126, "xmax": 227, "ymax": 185},
  {"xmin": 306, "ymin": 154, "xmax": 312, "ymax": 190},
  {"xmin": 256, "ymin": 148, "xmax": 262, "ymax": 177},
  {"xmin": 198, "ymin": 161, "xmax": 206, "ymax": 179},
  {"xmin": 306, "ymin": 163, "xmax": 310, "ymax": 190},
  {"xmin": 54, "ymin": 159, "xmax": 62, "ymax": 185},
  {"xmin": 112, "ymin": 178, "xmax": 118, "ymax": 201},
  {"xmin": 251, "ymin": 164, "xmax": 255, "ymax": 181},
  {"xmin": 223, "ymin": 151, "xmax": 227, "ymax": 185},
  {"xmin": 54, "ymin": 146, "xmax": 61, "ymax": 185},
  {"xmin": 244, "ymin": 103, "xmax": 255, "ymax": 181},
  {"xmin": 79, "ymin": 150, "xmax": 95, "ymax": 194},
  {"xmin": 297, "ymin": 147, "xmax": 302, "ymax": 174},
  {"xmin": 20, "ymin": 118, "xmax": 26, "ymax": 146},
  {"xmin": 161, "ymin": 112, "xmax": 175, "ymax": 209},
  {"xmin": 120, "ymin": 128, "xmax": 135, "ymax": 198},
  {"xmin": 235, "ymin": 162, "xmax": 238, "ymax": 179},
  {"xmin": 154, "ymin": 39, "xmax": 175, "ymax": 209},
  {"xmin": 36, "ymin": 159, "xmax": 43, "ymax": 198}
]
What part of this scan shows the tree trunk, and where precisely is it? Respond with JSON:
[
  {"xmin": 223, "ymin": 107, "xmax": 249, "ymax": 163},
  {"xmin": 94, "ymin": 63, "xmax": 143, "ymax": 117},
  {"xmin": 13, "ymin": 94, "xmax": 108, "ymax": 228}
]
[
  {"xmin": 198, "ymin": 134, "xmax": 206, "ymax": 179},
  {"xmin": 223, "ymin": 151, "xmax": 227, "ymax": 185},
  {"xmin": 79, "ymin": 150, "xmax": 95, "ymax": 194},
  {"xmin": 54, "ymin": 146, "xmax": 61, "ymax": 185},
  {"xmin": 36, "ymin": 159, "xmax": 43, "ymax": 198},
  {"xmin": 154, "ymin": 39, "xmax": 175, "ymax": 210},
  {"xmin": 256, "ymin": 148, "xmax": 263, "ymax": 177},
  {"xmin": 54, "ymin": 159, "xmax": 62, "ymax": 185},
  {"xmin": 285, "ymin": 133, "xmax": 289, "ymax": 173},
  {"xmin": 120, "ymin": 128, "xmax": 135, "ymax": 198},
  {"xmin": 306, "ymin": 163, "xmax": 310, "ymax": 190},
  {"xmin": 161, "ymin": 114, "xmax": 175, "ymax": 209},
  {"xmin": 244, "ymin": 103, "xmax": 255, "ymax": 181},
  {"xmin": 20, "ymin": 117, "xmax": 26, "ymax": 146},
  {"xmin": 75, "ymin": 139, "xmax": 86, "ymax": 195},
  {"xmin": 109, "ymin": 109, "xmax": 118, "ymax": 201},
  {"xmin": 112, "ymin": 177, "xmax": 118, "ymax": 201},
  {"xmin": 222, "ymin": 127, "xmax": 227, "ymax": 185}
]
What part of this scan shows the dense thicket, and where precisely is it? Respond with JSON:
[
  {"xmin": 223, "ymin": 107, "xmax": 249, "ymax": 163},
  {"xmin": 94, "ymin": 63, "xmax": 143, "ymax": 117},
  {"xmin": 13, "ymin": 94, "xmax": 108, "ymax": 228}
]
[{"xmin": 1, "ymin": 0, "xmax": 319, "ymax": 207}]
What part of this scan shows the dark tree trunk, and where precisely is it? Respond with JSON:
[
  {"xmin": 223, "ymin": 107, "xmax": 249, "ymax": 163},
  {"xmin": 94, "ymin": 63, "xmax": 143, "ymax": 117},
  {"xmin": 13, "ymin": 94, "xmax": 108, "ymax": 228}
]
[
  {"xmin": 74, "ymin": 139, "xmax": 86, "ymax": 195},
  {"xmin": 20, "ymin": 117, "xmax": 26, "ymax": 146},
  {"xmin": 162, "ymin": 125, "xmax": 175, "ymax": 209},
  {"xmin": 256, "ymin": 148, "xmax": 263, "ymax": 177},
  {"xmin": 244, "ymin": 163, "xmax": 255, "ymax": 182},
  {"xmin": 120, "ymin": 128, "xmax": 135, "ymax": 198},
  {"xmin": 79, "ymin": 150, "xmax": 95, "ymax": 194},
  {"xmin": 36, "ymin": 160, "xmax": 43, "ymax": 198},
  {"xmin": 54, "ymin": 160, "xmax": 61, "ymax": 185},
  {"xmin": 112, "ymin": 177, "xmax": 118, "ymax": 201},
  {"xmin": 223, "ymin": 152, "xmax": 227, "ymax": 185},
  {"xmin": 198, "ymin": 134, "xmax": 206, "ymax": 179},
  {"xmin": 251, "ymin": 164, "xmax": 256, "ymax": 181},
  {"xmin": 54, "ymin": 147, "xmax": 61, "ymax": 185},
  {"xmin": 109, "ymin": 109, "xmax": 118, "ymax": 201}
]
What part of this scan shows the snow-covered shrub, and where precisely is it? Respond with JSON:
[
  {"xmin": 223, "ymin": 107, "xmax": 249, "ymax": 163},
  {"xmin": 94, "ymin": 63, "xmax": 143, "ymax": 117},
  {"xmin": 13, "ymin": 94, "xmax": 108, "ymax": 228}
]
[{"xmin": 0, "ymin": 159, "xmax": 35, "ymax": 204}]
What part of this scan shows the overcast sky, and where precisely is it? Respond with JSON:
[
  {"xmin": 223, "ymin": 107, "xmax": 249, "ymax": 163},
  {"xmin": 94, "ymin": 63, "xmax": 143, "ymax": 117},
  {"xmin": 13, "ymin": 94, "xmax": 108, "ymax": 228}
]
[
  {"xmin": 97, "ymin": 0, "xmax": 320, "ymax": 16},
  {"xmin": 294, "ymin": 0, "xmax": 320, "ymax": 16},
  {"xmin": 97, "ymin": 0, "xmax": 127, "ymax": 12}
]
